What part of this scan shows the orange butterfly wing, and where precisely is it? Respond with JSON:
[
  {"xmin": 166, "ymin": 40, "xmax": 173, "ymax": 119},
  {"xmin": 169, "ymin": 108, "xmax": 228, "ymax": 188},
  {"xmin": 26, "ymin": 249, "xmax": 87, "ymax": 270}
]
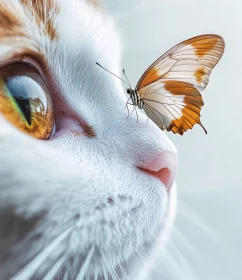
[
  {"xmin": 142, "ymin": 80, "xmax": 206, "ymax": 135},
  {"xmin": 136, "ymin": 34, "xmax": 225, "ymax": 135}
]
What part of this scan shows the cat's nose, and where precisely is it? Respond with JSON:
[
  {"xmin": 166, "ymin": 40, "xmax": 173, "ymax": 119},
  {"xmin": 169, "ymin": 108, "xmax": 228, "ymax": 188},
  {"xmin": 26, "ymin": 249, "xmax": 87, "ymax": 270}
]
[{"xmin": 138, "ymin": 152, "xmax": 178, "ymax": 192}]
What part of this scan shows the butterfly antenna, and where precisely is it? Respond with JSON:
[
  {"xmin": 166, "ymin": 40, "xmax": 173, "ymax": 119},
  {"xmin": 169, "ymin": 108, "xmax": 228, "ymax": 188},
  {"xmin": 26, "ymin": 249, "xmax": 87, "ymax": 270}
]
[
  {"xmin": 96, "ymin": 62, "xmax": 130, "ymax": 86},
  {"xmin": 122, "ymin": 69, "xmax": 131, "ymax": 88}
]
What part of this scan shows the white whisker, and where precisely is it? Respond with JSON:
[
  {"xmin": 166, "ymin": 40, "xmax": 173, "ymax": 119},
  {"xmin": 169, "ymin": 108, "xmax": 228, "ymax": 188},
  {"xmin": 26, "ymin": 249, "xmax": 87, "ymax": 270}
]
[
  {"xmin": 10, "ymin": 225, "xmax": 76, "ymax": 280},
  {"xmin": 63, "ymin": 271, "xmax": 69, "ymax": 280},
  {"xmin": 110, "ymin": 272, "xmax": 115, "ymax": 280},
  {"xmin": 91, "ymin": 265, "xmax": 99, "ymax": 280},
  {"xmin": 119, "ymin": 264, "xmax": 129, "ymax": 280},
  {"xmin": 100, "ymin": 249, "xmax": 119, "ymax": 280},
  {"xmin": 172, "ymin": 225, "xmax": 198, "ymax": 257},
  {"xmin": 179, "ymin": 200, "xmax": 223, "ymax": 244},
  {"xmin": 161, "ymin": 240, "xmax": 200, "ymax": 280},
  {"xmin": 94, "ymin": 272, "xmax": 98, "ymax": 280},
  {"xmin": 75, "ymin": 246, "xmax": 95, "ymax": 280},
  {"xmin": 134, "ymin": 249, "xmax": 145, "ymax": 260},
  {"xmin": 102, "ymin": 269, "xmax": 109, "ymax": 280},
  {"xmin": 42, "ymin": 256, "xmax": 65, "ymax": 280},
  {"xmin": 113, "ymin": 269, "xmax": 120, "ymax": 280},
  {"xmin": 111, "ymin": 270, "xmax": 120, "ymax": 280},
  {"xmin": 161, "ymin": 248, "xmax": 183, "ymax": 276},
  {"xmin": 133, "ymin": 249, "xmax": 154, "ymax": 280}
]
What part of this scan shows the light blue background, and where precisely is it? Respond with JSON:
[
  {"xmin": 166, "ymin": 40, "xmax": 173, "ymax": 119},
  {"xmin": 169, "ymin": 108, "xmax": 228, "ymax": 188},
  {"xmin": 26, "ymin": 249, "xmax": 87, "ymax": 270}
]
[{"xmin": 107, "ymin": 0, "xmax": 242, "ymax": 278}]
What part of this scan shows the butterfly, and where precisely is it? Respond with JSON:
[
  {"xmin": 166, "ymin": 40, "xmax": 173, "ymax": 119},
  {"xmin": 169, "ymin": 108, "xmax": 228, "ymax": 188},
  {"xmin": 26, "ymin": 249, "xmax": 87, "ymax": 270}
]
[{"xmin": 97, "ymin": 34, "xmax": 225, "ymax": 135}]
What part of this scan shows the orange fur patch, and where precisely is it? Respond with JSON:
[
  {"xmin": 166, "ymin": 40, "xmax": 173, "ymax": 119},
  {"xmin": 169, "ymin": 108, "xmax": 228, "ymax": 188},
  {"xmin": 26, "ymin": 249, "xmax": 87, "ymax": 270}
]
[
  {"xmin": 84, "ymin": 125, "xmax": 96, "ymax": 138},
  {"xmin": 71, "ymin": 126, "xmax": 96, "ymax": 138},
  {"xmin": 165, "ymin": 80, "xmax": 206, "ymax": 135},
  {"xmin": 0, "ymin": 2, "xmax": 23, "ymax": 37},
  {"xmin": 20, "ymin": 0, "xmax": 59, "ymax": 40}
]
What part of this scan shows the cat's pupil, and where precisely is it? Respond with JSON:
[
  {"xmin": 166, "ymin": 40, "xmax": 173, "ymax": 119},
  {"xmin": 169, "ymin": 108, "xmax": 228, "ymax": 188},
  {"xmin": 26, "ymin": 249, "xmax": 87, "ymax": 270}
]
[
  {"xmin": 5, "ymin": 76, "xmax": 48, "ymax": 125},
  {"xmin": 6, "ymin": 77, "xmax": 32, "ymax": 125},
  {"xmin": 13, "ymin": 96, "xmax": 31, "ymax": 125}
]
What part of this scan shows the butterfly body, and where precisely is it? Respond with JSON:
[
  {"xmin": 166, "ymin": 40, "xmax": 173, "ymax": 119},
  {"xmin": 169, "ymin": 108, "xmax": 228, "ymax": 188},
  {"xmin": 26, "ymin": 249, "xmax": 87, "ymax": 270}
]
[{"xmin": 127, "ymin": 88, "xmax": 144, "ymax": 109}]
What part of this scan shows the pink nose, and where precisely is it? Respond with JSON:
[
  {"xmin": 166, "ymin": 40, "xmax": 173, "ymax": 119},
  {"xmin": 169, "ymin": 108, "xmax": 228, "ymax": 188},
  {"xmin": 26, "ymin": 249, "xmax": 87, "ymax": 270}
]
[{"xmin": 138, "ymin": 152, "xmax": 178, "ymax": 192}]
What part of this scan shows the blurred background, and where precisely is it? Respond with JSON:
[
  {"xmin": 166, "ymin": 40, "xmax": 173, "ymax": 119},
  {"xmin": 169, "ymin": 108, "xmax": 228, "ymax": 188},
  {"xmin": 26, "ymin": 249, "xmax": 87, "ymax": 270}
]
[{"xmin": 103, "ymin": 0, "xmax": 242, "ymax": 279}]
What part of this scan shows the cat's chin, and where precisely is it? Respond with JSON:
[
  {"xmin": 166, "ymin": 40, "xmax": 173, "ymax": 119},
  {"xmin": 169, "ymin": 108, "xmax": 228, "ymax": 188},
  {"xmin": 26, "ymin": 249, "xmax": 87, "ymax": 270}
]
[
  {"xmin": 58, "ymin": 183, "xmax": 176, "ymax": 280},
  {"xmin": 85, "ymin": 184, "xmax": 177, "ymax": 280},
  {"xmin": 82, "ymin": 179, "xmax": 174, "ymax": 280}
]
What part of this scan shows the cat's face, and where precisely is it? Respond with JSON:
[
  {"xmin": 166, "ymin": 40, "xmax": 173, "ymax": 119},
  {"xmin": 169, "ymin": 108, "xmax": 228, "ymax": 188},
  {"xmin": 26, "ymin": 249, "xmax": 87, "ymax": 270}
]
[{"xmin": 0, "ymin": 1, "xmax": 178, "ymax": 279}]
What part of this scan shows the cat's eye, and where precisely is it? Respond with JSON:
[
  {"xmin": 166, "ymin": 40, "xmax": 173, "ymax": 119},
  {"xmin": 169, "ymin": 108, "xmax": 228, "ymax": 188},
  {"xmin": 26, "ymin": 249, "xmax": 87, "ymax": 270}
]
[{"xmin": 0, "ymin": 63, "xmax": 54, "ymax": 140}]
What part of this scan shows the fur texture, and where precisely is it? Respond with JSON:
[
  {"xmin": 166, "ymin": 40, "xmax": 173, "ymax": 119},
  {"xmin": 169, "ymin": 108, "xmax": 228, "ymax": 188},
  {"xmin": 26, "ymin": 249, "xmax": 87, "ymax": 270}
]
[{"xmin": 0, "ymin": 1, "xmax": 177, "ymax": 279}]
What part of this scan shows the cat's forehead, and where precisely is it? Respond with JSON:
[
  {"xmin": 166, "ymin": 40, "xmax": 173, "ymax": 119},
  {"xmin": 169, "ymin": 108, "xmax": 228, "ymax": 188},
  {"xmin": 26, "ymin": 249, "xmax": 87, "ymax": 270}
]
[
  {"xmin": 0, "ymin": 0, "xmax": 100, "ymax": 33},
  {"xmin": 19, "ymin": 0, "xmax": 60, "ymax": 40},
  {"xmin": 0, "ymin": 0, "xmax": 110, "ymax": 66},
  {"xmin": 0, "ymin": 0, "xmax": 59, "ymax": 41}
]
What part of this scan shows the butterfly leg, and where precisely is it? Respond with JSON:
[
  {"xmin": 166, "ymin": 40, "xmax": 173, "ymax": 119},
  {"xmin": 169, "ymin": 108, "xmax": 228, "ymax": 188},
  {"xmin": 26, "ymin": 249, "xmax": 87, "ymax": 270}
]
[
  {"xmin": 127, "ymin": 104, "xmax": 139, "ymax": 122},
  {"xmin": 132, "ymin": 106, "xmax": 139, "ymax": 123},
  {"xmin": 125, "ymin": 98, "xmax": 133, "ymax": 119},
  {"xmin": 124, "ymin": 98, "xmax": 132, "ymax": 110},
  {"xmin": 130, "ymin": 105, "xmax": 136, "ymax": 116}
]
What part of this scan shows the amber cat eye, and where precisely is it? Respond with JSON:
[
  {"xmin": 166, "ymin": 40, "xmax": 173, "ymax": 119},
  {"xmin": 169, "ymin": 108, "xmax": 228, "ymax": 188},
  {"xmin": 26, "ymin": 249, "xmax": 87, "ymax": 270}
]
[{"xmin": 0, "ymin": 63, "xmax": 54, "ymax": 140}]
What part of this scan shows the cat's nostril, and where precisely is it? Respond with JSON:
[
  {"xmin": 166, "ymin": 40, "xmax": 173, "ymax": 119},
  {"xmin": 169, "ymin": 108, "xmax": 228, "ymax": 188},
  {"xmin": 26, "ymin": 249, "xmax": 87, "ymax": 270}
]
[{"xmin": 138, "ymin": 153, "xmax": 178, "ymax": 192}]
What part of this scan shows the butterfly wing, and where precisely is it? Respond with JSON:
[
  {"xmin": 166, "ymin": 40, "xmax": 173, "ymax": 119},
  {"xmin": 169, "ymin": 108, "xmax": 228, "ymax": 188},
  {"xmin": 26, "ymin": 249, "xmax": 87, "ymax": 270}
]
[
  {"xmin": 136, "ymin": 34, "xmax": 225, "ymax": 134},
  {"xmin": 136, "ymin": 34, "xmax": 225, "ymax": 92},
  {"xmin": 142, "ymin": 80, "xmax": 206, "ymax": 135}
]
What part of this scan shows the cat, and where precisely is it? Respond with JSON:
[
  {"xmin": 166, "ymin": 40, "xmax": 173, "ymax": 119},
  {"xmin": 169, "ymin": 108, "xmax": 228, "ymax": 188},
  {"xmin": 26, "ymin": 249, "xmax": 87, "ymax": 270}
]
[{"xmin": 0, "ymin": 1, "xmax": 178, "ymax": 279}]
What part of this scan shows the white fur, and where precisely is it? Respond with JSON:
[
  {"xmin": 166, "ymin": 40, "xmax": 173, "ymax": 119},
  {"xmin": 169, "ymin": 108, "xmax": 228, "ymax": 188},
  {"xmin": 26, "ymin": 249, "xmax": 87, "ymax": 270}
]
[{"xmin": 0, "ymin": 1, "xmax": 177, "ymax": 279}]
